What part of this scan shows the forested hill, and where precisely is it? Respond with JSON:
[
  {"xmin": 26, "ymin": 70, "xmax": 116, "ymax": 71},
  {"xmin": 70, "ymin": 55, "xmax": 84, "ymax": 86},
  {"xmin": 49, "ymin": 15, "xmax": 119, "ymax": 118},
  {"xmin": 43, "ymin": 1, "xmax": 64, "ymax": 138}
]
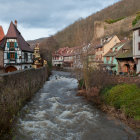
[{"xmin": 54, "ymin": 0, "xmax": 140, "ymax": 48}]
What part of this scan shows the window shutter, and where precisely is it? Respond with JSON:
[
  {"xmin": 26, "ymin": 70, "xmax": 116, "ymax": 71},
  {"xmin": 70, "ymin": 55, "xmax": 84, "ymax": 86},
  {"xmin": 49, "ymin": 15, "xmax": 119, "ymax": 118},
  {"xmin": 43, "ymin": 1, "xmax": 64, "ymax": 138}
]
[
  {"xmin": 7, "ymin": 53, "xmax": 10, "ymax": 59},
  {"xmin": 7, "ymin": 42, "xmax": 10, "ymax": 48},
  {"xmin": 15, "ymin": 53, "xmax": 17, "ymax": 59},
  {"xmin": 14, "ymin": 42, "xmax": 17, "ymax": 48}
]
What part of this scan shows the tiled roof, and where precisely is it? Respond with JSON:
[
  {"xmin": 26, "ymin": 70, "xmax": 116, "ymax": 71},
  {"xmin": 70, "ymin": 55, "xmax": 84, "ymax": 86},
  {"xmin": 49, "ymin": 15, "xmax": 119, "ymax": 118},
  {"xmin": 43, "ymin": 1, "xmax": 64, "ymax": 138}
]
[
  {"xmin": 0, "ymin": 21, "xmax": 33, "ymax": 52},
  {"xmin": 0, "ymin": 37, "xmax": 6, "ymax": 49},
  {"xmin": 53, "ymin": 47, "xmax": 69, "ymax": 56},
  {"xmin": 94, "ymin": 35, "xmax": 117, "ymax": 49},
  {"xmin": 0, "ymin": 26, "xmax": 4, "ymax": 41},
  {"xmin": 116, "ymin": 40, "xmax": 133, "ymax": 59},
  {"xmin": 63, "ymin": 48, "xmax": 74, "ymax": 56},
  {"xmin": 104, "ymin": 41, "xmax": 127, "ymax": 57},
  {"xmin": 53, "ymin": 46, "xmax": 83, "ymax": 57}
]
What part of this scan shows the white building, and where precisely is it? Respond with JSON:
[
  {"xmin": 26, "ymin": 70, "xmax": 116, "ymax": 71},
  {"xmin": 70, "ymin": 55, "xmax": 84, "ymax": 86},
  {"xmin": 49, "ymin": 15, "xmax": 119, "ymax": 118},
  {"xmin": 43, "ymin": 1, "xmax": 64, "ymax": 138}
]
[
  {"xmin": 0, "ymin": 21, "xmax": 33, "ymax": 72},
  {"xmin": 133, "ymin": 21, "xmax": 140, "ymax": 73},
  {"xmin": 52, "ymin": 47, "xmax": 68, "ymax": 67}
]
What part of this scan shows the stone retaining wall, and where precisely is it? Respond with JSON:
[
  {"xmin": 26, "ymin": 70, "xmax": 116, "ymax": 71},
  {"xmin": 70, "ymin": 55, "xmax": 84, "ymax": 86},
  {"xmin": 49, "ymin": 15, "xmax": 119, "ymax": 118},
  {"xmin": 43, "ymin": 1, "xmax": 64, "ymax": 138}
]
[
  {"xmin": 115, "ymin": 75, "xmax": 140, "ymax": 85},
  {"xmin": 93, "ymin": 15, "xmax": 136, "ymax": 40},
  {"xmin": 0, "ymin": 66, "xmax": 49, "ymax": 138}
]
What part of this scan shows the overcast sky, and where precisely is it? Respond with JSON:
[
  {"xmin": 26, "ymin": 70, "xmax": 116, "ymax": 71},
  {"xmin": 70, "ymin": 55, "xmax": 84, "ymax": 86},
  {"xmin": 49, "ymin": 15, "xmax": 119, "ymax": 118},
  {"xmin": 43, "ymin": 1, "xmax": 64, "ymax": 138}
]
[{"xmin": 0, "ymin": 0, "xmax": 120, "ymax": 40}]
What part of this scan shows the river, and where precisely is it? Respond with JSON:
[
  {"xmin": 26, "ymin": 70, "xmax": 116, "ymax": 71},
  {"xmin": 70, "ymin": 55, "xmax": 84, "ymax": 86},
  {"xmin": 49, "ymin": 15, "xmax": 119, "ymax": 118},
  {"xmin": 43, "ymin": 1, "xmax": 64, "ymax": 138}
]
[{"xmin": 14, "ymin": 71, "xmax": 137, "ymax": 140}]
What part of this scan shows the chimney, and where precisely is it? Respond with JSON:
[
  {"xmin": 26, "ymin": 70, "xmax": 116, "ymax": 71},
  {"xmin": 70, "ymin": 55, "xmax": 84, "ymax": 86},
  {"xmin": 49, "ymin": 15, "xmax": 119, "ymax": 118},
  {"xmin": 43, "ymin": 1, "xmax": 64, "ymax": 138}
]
[{"xmin": 15, "ymin": 20, "xmax": 17, "ymax": 28}]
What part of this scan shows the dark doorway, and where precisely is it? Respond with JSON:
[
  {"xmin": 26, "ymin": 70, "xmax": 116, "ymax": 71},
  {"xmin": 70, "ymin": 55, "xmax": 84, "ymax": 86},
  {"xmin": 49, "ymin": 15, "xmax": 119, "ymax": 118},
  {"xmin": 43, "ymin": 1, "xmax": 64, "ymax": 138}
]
[{"xmin": 5, "ymin": 66, "xmax": 17, "ymax": 73}]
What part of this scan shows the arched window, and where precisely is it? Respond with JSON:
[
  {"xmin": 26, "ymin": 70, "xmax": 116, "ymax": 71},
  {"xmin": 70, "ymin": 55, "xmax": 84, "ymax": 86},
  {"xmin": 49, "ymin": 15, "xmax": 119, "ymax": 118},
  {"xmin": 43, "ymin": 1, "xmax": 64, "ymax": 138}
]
[{"xmin": 24, "ymin": 66, "xmax": 28, "ymax": 69}]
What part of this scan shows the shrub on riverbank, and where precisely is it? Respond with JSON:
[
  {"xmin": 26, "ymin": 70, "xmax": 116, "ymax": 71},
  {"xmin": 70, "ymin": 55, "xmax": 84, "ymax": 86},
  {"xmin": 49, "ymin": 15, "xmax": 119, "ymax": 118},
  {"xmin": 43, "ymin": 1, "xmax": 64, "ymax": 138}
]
[
  {"xmin": 82, "ymin": 68, "xmax": 117, "ymax": 90},
  {"xmin": 101, "ymin": 84, "xmax": 140, "ymax": 120}
]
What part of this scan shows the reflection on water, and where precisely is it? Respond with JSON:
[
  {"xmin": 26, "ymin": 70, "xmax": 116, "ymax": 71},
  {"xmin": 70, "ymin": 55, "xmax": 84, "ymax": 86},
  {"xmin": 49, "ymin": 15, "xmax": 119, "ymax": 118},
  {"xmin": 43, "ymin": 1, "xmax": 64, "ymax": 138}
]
[{"xmin": 14, "ymin": 71, "xmax": 137, "ymax": 140}]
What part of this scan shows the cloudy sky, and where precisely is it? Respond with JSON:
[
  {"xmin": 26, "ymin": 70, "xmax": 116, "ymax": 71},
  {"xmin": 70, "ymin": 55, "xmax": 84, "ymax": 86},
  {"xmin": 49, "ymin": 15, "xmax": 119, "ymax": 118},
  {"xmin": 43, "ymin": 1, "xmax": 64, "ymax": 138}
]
[{"xmin": 0, "ymin": 0, "xmax": 120, "ymax": 40}]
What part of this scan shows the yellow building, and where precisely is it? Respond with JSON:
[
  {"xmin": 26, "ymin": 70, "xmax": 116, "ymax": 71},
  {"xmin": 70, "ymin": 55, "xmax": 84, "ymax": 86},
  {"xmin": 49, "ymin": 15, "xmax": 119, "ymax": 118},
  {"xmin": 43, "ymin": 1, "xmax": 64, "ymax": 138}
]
[
  {"xmin": 43, "ymin": 60, "xmax": 47, "ymax": 66},
  {"xmin": 32, "ymin": 43, "xmax": 42, "ymax": 68},
  {"xmin": 95, "ymin": 35, "xmax": 120, "ymax": 63}
]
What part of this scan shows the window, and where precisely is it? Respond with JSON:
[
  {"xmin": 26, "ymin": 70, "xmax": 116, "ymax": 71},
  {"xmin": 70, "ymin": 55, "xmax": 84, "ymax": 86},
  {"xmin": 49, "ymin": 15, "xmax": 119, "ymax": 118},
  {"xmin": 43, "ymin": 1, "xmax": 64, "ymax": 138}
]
[
  {"xmin": 10, "ymin": 53, "xmax": 15, "ymax": 60},
  {"xmin": 139, "ymin": 43, "xmax": 140, "ymax": 51},
  {"xmin": 24, "ymin": 53, "xmax": 28, "ymax": 62},
  {"xmin": 24, "ymin": 66, "xmax": 28, "ymax": 69},
  {"xmin": 107, "ymin": 57, "xmax": 110, "ymax": 61},
  {"xmin": 106, "ymin": 57, "xmax": 110, "ymax": 63},
  {"xmin": 100, "ymin": 54, "xmax": 102, "ymax": 59},
  {"xmin": 139, "ymin": 30, "xmax": 140, "ymax": 36},
  {"xmin": 10, "ymin": 42, "xmax": 15, "ymax": 50},
  {"xmin": 122, "ymin": 49, "xmax": 128, "ymax": 53},
  {"xmin": 112, "ymin": 57, "xmax": 114, "ymax": 62},
  {"xmin": 30, "ymin": 54, "xmax": 32, "ymax": 59}
]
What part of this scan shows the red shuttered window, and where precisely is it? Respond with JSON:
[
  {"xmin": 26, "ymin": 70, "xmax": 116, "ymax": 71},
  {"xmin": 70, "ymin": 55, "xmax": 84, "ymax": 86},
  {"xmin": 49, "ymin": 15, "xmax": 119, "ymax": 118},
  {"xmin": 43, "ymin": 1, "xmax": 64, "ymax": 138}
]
[
  {"xmin": 10, "ymin": 42, "xmax": 15, "ymax": 50},
  {"xmin": 10, "ymin": 53, "xmax": 15, "ymax": 60}
]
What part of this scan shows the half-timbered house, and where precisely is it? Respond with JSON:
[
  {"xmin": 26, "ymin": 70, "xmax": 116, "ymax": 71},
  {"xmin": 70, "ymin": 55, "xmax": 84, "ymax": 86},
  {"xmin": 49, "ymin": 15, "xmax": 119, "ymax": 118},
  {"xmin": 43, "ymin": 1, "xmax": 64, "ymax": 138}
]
[{"xmin": 0, "ymin": 21, "xmax": 33, "ymax": 72}]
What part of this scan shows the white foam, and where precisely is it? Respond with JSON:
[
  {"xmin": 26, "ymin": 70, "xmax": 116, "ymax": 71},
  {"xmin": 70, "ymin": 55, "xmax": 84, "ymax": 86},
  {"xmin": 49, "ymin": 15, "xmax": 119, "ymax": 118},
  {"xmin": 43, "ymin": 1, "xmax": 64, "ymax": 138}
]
[
  {"xmin": 51, "ymin": 102, "xmax": 60, "ymax": 112},
  {"xmin": 75, "ymin": 111, "xmax": 94, "ymax": 119},
  {"xmin": 39, "ymin": 93, "xmax": 50, "ymax": 101},
  {"xmin": 20, "ymin": 120, "xmax": 57, "ymax": 132},
  {"xmin": 35, "ymin": 110, "xmax": 46, "ymax": 118},
  {"xmin": 47, "ymin": 97, "xmax": 60, "ymax": 102},
  {"xmin": 59, "ymin": 111, "xmax": 73, "ymax": 119},
  {"xmin": 66, "ymin": 91, "xmax": 71, "ymax": 96}
]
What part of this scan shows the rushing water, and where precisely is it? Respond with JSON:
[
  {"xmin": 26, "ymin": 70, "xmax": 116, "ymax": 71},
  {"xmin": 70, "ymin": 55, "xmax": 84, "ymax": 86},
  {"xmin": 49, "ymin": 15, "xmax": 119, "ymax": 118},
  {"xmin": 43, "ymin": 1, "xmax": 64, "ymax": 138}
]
[{"xmin": 14, "ymin": 71, "xmax": 137, "ymax": 140}]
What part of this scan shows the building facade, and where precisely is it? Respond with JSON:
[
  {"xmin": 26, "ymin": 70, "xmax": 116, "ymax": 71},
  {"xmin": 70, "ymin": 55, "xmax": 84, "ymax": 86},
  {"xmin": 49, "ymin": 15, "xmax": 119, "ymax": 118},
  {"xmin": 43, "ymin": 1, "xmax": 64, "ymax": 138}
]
[
  {"xmin": 0, "ymin": 21, "xmax": 33, "ymax": 72},
  {"xmin": 103, "ymin": 41, "xmax": 126, "ymax": 73},
  {"xmin": 32, "ymin": 43, "xmax": 43, "ymax": 68},
  {"xmin": 95, "ymin": 35, "xmax": 120, "ymax": 64},
  {"xmin": 63, "ymin": 48, "xmax": 74, "ymax": 67},
  {"xmin": 133, "ymin": 22, "xmax": 140, "ymax": 73},
  {"xmin": 116, "ymin": 40, "xmax": 136, "ymax": 75},
  {"xmin": 52, "ymin": 47, "xmax": 69, "ymax": 67}
]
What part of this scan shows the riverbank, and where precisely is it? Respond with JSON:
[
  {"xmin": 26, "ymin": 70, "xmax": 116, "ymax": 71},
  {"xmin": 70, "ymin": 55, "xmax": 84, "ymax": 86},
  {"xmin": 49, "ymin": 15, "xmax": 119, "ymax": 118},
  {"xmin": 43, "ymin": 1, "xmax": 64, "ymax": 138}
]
[
  {"xmin": 0, "ymin": 66, "xmax": 51, "ymax": 139},
  {"xmin": 77, "ymin": 83, "xmax": 140, "ymax": 139},
  {"xmin": 13, "ymin": 70, "xmax": 137, "ymax": 140}
]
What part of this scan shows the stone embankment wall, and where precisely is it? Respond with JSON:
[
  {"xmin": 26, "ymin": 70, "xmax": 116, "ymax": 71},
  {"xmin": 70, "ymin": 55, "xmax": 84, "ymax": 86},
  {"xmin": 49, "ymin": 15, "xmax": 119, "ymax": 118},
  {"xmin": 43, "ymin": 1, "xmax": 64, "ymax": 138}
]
[
  {"xmin": 115, "ymin": 75, "xmax": 140, "ymax": 85},
  {"xmin": 103, "ymin": 74, "xmax": 140, "ymax": 86},
  {"xmin": 104, "ymin": 75, "xmax": 140, "ymax": 86},
  {"xmin": 0, "ymin": 66, "xmax": 50, "ymax": 137},
  {"xmin": 0, "ymin": 50, "xmax": 3, "ymax": 68}
]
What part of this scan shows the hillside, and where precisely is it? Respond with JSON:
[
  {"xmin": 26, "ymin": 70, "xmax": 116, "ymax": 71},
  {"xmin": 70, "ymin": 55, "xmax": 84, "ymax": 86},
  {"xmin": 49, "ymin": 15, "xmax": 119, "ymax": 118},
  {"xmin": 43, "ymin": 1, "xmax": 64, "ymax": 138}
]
[
  {"xmin": 39, "ymin": 36, "xmax": 59, "ymax": 62},
  {"xmin": 27, "ymin": 36, "xmax": 59, "ymax": 63},
  {"xmin": 54, "ymin": 0, "xmax": 140, "ymax": 48},
  {"xmin": 27, "ymin": 37, "xmax": 47, "ymax": 49},
  {"xmin": 32, "ymin": 0, "xmax": 140, "ymax": 62}
]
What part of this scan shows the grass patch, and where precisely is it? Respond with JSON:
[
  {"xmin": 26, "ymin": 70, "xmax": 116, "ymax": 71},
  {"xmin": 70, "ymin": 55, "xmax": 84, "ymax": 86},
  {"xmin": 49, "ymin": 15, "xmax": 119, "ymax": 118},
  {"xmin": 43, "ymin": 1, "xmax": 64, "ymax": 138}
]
[
  {"xmin": 101, "ymin": 84, "xmax": 140, "ymax": 120},
  {"xmin": 105, "ymin": 17, "xmax": 126, "ymax": 24},
  {"xmin": 132, "ymin": 13, "xmax": 140, "ymax": 26},
  {"xmin": 78, "ymin": 79, "xmax": 85, "ymax": 89}
]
